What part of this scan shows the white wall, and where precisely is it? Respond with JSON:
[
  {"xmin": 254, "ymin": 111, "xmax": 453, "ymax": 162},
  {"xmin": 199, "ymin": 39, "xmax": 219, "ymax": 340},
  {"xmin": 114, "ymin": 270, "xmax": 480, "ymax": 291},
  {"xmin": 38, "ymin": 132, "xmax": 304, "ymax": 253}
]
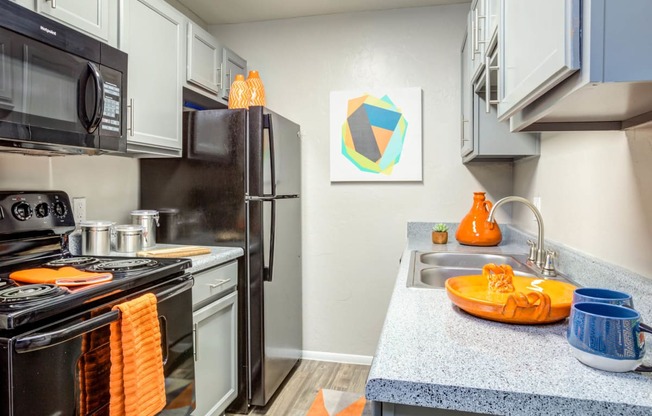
[
  {"xmin": 513, "ymin": 128, "xmax": 652, "ymax": 279},
  {"xmin": 212, "ymin": 5, "xmax": 513, "ymax": 357},
  {"xmin": 0, "ymin": 153, "xmax": 139, "ymax": 223}
]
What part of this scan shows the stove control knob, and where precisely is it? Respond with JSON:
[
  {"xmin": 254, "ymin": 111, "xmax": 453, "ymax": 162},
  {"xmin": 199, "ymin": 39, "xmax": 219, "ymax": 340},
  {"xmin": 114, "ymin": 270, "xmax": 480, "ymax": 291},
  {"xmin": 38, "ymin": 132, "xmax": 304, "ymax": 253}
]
[
  {"xmin": 53, "ymin": 201, "xmax": 67, "ymax": 218},
  {"xmin": 35, "ymin": 202, "xmax": 50, "ymax": 218},
  {"xmin": 12, "ymin": 201, "xmax": 33, "ymax": 221}
]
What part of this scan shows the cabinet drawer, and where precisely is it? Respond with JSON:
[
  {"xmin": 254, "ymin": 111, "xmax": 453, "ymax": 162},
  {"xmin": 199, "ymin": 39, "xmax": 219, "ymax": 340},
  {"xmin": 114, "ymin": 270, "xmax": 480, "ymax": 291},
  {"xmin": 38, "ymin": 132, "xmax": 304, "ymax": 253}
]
[{"xmin": 192, "ymin": 260, "xmax": 237, "ymax": 308}]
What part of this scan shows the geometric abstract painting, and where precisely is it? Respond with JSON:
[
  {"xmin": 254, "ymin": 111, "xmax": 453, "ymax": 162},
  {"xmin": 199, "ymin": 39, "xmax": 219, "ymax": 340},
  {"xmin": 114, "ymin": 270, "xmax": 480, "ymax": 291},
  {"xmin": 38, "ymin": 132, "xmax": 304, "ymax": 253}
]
[{"xmin": 330, "ymin": 87, "xmax": 422, "ymax": 182}]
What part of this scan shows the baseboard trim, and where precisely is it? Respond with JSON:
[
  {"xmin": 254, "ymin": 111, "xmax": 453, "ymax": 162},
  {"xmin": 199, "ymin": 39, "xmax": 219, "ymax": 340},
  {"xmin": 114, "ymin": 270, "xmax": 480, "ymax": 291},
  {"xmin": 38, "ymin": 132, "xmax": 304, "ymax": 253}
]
[{"xmin": 301, "ymin": 350, "xmax": 373, "ymax": 365}]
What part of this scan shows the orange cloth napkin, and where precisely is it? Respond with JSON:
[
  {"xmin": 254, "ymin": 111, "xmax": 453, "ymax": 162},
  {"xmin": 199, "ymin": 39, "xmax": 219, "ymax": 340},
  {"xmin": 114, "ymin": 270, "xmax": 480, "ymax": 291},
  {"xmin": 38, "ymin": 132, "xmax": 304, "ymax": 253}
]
[{"xmin": 109, "ymin": 293, "xmax": 166, "ymax": 416}]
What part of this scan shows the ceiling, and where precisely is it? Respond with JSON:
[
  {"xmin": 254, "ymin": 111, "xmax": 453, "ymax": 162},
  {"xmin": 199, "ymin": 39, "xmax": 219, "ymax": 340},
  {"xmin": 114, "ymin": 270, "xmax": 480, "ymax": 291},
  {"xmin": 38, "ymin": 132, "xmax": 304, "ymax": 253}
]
[{"xmin": 176, "ymin": 0, "xmax": 470, "ymax": 25}]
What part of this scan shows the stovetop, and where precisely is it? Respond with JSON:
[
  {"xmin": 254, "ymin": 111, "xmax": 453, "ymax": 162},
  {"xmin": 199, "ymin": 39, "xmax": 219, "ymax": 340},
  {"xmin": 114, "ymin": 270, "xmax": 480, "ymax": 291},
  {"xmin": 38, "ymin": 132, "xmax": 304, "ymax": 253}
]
[
  {"xmin": 0, "ymin": 254, "xmax": 191, "ymax": 331},
  {"xmin": 0, "ymin": 191, "xmax": 191, "ymax": 332}
]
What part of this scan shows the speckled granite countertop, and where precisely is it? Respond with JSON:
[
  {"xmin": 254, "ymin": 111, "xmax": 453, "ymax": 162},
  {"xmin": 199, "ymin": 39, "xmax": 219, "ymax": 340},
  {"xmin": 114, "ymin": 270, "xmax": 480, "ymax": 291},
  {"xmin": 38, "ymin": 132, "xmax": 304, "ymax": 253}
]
[{"xmin": 365, "ymin": 222, "xmax": 652, "ymax": 415}]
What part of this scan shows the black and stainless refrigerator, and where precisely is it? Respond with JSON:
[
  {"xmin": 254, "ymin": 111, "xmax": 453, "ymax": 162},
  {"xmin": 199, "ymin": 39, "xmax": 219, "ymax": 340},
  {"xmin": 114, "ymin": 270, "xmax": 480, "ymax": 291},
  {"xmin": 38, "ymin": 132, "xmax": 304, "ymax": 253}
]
[{"xmin": 139, "ymin": 106, "xmax": 302, "ymax": 412}]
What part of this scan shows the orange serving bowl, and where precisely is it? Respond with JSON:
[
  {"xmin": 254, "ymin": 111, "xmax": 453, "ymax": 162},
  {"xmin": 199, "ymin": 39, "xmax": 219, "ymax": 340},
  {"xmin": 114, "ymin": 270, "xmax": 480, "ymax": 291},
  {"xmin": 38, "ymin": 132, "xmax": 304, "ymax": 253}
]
[{"xmin": 445, "ymin": 275, "xmax": 577, "ymax": 324}]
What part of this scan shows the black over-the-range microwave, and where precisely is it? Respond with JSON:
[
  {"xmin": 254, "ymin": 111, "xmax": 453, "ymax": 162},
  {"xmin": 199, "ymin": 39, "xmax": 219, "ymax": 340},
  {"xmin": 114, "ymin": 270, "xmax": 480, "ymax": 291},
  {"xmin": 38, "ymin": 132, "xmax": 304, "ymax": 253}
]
[{"xmin": 0, "ymin": 1, "xmax": 127, "ymax": 155}]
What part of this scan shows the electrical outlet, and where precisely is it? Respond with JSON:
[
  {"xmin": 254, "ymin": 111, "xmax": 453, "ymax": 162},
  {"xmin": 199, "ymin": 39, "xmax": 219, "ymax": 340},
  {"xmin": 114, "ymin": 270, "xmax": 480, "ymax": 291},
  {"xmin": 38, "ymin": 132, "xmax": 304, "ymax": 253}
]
[{"xmin": 72, "ymin": 197, "xmax": 86, "ymax": 225}]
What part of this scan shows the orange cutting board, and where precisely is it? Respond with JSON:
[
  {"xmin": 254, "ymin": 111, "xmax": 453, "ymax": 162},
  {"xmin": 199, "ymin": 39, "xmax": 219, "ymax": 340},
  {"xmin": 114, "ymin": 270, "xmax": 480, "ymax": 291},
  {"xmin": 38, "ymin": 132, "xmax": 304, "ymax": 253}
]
[
  {"xmin": 445, "ymin": 275, "xmax": 576, "ymax": 324},
  {"xmin": 10, "ymin": 267, "xmax": 113, "ymax": 286}
]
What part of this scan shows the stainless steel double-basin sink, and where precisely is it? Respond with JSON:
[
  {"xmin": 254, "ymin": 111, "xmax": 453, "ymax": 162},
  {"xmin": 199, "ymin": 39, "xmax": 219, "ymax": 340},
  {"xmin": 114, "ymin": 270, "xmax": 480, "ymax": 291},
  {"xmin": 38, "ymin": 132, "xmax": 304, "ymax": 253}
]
[{"xmin": 407, "ymin": 251, "xmax": 575, "ymax": 289}]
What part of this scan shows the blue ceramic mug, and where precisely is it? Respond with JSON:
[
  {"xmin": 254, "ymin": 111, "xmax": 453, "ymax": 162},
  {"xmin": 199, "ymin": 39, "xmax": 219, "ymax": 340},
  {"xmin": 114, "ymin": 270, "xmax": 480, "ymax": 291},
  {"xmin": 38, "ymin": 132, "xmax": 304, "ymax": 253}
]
[
  {"xmin": 572, "ymin": 287, "xmax": 634, "ymax": 308},
  {"xmin": 567, "ymin": 302, "xmax": 652, "ymax": 372}
]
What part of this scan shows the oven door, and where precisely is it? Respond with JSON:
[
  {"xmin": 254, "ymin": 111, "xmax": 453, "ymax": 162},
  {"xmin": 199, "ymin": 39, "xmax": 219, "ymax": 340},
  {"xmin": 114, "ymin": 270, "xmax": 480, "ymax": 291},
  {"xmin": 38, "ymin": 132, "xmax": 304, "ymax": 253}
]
[
  {"xmin": 0, "ymin": 276, "xmax": 195, "ymax": 416},
  {"xmin": 0, "ymin": 26, "xmax": 123, "ymax": 155}
]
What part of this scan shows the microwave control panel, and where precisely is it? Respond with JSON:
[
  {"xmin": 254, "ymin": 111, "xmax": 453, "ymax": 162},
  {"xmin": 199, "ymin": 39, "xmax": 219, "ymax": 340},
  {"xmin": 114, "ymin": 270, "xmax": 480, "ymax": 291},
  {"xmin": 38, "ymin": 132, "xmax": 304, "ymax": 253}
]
[{"xmin": 100, "ymin": 66, "xmax": 123, "ymax": 137}]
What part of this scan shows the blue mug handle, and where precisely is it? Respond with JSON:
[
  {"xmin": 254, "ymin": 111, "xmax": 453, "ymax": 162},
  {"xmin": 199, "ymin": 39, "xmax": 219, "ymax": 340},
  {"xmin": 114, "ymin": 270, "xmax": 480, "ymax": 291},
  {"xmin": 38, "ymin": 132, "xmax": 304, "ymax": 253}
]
[{"xmin": 635, "ymin": 323, "xmax": 652, "ymax": 372}]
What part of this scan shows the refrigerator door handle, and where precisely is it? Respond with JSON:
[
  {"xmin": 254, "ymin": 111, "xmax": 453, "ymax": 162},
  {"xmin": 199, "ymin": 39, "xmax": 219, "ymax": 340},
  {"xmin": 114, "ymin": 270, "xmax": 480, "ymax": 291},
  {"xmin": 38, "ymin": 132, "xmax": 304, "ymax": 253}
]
[
  {"xmin": 246, "ymin": 195, "xmax": 298, "ymax": 201},
  {"xmin": 264, "ymin": 113, "xmax": 277, "ymax": 197},
  {"xmin": 263, "ymin": 199, "xmax": 276, "ymax": 282}
]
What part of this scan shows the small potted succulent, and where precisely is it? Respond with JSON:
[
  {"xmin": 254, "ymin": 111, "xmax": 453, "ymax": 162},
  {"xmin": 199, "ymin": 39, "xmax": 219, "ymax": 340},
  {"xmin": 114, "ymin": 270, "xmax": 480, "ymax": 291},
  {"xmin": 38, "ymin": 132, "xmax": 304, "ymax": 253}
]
[{"xmin": 432, "ymin": 223, "xmax": 449, "ymax": 244}]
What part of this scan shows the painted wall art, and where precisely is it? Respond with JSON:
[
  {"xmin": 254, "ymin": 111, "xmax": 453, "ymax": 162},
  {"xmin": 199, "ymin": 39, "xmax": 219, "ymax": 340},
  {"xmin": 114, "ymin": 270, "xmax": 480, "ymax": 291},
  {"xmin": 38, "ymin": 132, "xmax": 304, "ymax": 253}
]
[{"xmin": 329, "ymin": 87, "xmax": 422, "ymax": 182}]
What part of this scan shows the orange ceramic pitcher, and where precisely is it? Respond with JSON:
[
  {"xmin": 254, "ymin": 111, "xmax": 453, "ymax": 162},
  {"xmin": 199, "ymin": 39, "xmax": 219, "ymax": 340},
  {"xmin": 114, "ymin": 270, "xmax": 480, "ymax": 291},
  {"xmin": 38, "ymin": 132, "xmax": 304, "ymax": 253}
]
[{"xmin": 455, "ymin": 192, "xmax": 502, "ymax": 246}]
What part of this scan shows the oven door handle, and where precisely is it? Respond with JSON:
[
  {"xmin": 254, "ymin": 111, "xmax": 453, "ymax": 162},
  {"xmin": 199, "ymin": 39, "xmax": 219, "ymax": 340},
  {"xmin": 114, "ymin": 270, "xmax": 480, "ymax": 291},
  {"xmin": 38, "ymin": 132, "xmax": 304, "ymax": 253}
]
[
  {"xmin": 14, "ymin": 310, "xmax": 119, "ymax": 353},
  {"xmin": 14, "ymin": 278, "xmax": 192, "ymax": 354}
]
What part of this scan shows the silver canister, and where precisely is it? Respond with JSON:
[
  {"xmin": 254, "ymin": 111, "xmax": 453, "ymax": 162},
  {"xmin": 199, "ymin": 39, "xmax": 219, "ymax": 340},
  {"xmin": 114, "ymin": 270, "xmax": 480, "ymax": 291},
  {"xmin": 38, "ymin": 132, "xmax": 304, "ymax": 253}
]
[
  {"xmin": 130, "ymin": 210, "xmax": 159, "ymax": 248},
  {"xmin": 80, "ymin": 221, "xmax": 114, "ymax": 256},
  {"xmin": 114, "ymin": 224, "xmax": 144, "ymax": 253}
]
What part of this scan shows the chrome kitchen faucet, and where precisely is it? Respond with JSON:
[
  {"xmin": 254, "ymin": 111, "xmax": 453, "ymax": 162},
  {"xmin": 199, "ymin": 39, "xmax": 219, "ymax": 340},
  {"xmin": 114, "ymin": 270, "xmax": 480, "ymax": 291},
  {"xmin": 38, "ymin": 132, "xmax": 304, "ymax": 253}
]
[{"xmin": 487, "ymin": 196, "xmax": 557, "ymax": 277}]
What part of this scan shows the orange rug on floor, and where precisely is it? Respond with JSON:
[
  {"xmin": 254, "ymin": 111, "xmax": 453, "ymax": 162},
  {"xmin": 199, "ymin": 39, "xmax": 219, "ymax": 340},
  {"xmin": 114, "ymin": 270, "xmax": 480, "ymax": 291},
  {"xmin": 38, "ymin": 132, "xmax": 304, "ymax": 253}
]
[{"xmin": 306, "ymin": 389, "xmax": 371, "ymax": 416}]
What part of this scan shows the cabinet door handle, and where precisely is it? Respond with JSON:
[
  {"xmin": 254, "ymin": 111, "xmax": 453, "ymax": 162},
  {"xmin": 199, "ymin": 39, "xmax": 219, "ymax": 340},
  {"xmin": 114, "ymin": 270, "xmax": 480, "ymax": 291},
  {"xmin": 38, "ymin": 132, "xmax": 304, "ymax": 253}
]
[
  {"xmin": 127, "ymin": 98, "xmax": 134, "ymax": 136},
  {"xmin": 474, "ymin": 7, "xmax": 486, "ymax": 55},
  {"xmin": 46, "ymin": 0, "xmax": 57, "ymax": 9},
  {"xmin": 209, "ymin": 279, "xmax": 229, "ymax": 289},
  {"xmin": 486, "ymin": 49, "xmax": 500, "ymax": 111},
  {"xmin": 461, "ymin": 117, "xmax": 469, "ymax": 146},
  {"xmin": 485, "ymin": 55, "xmax": 491, "ymax": 113},
  {"xmin": 216, "ymin": 63, "xmax": 223, "ymax": 89},
  {"xmin": 193, "ymin": 322, "xmax": 198, "ymax": 362},
  {"xmin": 226, "ymin": 70, "xmax": 232, "ymax": 96},
  {"xmin": 471, "ymin": 13, "xmax": 476, "ymax": 61}
]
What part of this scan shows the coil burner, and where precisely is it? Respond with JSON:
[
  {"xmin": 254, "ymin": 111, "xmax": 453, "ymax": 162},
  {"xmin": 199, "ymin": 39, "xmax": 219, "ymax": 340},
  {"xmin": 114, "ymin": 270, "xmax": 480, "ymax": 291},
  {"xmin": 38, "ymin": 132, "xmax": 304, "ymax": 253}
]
[
  {"xmin": 43, "ymin": 257, "xmax": 100, "ymax": 268},
  {"xmin": 86, "ymin": 258, "xmax": 159, "ymax": 272},
  {"xmin": 0, "ymin": 284, "xmax": 66, "ymax": 306}
]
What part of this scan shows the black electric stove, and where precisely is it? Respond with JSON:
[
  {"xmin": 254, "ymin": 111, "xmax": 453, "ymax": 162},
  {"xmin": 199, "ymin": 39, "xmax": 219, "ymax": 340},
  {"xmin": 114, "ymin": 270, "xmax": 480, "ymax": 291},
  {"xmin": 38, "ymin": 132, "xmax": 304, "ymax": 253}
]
[
  {"xmin": 0, "ymin": 190, "xmax": 191, "ymax": 331},
  {"xmin": 0, "ymin": 191, "xmax": 195, "ymax": 416}
]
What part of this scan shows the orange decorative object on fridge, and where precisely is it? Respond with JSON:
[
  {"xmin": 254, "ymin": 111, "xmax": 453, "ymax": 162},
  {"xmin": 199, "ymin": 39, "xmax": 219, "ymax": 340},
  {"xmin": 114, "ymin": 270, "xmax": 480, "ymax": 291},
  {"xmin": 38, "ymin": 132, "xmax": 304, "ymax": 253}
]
[
  {"xmin": 445, "ymin": 263, "xmax": 576, "ymax": 324},
  {"xmin": 246, "ymin": 70, "xmax": 266, "ymax": 106},
  {"xmin": 455, "ymin": 192, "xmax": 502, "ymax": 246},
  {"xmin": 228, "ymin": 74, "xmax": 251, "ymax": 109}
]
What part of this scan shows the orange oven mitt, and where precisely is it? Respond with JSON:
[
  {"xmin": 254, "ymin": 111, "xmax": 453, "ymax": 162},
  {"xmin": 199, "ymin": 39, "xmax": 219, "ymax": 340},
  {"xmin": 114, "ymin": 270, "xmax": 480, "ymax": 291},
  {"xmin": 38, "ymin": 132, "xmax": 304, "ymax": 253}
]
[{"xmin": 10, "ymin": 267, "xmax": 113, "ymax": 286}]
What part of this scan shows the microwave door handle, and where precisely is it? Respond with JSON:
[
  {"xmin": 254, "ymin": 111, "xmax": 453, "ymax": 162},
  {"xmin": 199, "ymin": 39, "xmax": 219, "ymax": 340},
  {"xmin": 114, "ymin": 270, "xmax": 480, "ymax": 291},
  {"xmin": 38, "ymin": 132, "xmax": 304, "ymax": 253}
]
[
  {"xmin": 263, "ymin": 198, "xmax": 276, "ymax": 282},
  {"xmin": 77, "ymin": 62, "xmax": 104, "ymax": 133},
  {"xmin": 86, "ymin": 62, "xmax": 105, "ymax": 133}
]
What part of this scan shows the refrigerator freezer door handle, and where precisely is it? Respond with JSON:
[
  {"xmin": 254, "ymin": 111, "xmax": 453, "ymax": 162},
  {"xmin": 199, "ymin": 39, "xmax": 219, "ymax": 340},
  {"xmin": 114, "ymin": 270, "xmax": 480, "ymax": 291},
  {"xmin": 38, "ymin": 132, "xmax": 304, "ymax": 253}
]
[
  {"xmin": 263, "ymin": 199, "xmax": 276, "ymax": 282},
  {"xmin": 264, "ymin": 113, "xmax": 277, "ymax": 197},
  {"xmin": 246, "ymin": 195, "xmax": 298, "ymax": 201}
]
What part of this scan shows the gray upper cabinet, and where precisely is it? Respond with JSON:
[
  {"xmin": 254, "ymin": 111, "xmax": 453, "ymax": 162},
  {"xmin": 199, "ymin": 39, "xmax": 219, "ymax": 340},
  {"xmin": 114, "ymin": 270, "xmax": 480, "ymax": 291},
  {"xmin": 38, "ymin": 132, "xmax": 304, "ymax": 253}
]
[
  {"xmin": 469, "ymin": 0, "xmax": 487, "ymax": 80},
  {"xmin": 122, "ymin": 0, "xmax": 184, "ymax": 157},
  {"xmin": 497, "ymin": 0, "xmax": 580, "ymax": 122},
  {"xmin": 187, "ymin": 22, "xmax": 222, "ymax": 96},
  {"xmin": 461, "ymin": 10, "xmax": 539, "ymax": 163},
  {"xmin": 460, "ymin": 16, "xmax": 473, "ymax": 158},
  {"xmin": 485, "ymin": 0, "xmax": 499, "ymax": 45},
  {"xmin": 221, "ymin": 47, "xmax": 247, "ymax": 101},
  {"xmin": 504, "ymin": 0, "xmax": 652, "ymax": 132},
  {"xmin": 13, "ymin": 0, "xmax": 119, "ymax": 47}
]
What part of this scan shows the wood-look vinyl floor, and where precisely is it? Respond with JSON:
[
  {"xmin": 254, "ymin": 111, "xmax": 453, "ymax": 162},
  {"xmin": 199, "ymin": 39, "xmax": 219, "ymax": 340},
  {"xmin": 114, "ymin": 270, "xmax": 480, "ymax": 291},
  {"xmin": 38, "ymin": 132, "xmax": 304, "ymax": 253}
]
[{"xmin": 227, "ymin": 360, "xmax": 370, "ymax": 416}]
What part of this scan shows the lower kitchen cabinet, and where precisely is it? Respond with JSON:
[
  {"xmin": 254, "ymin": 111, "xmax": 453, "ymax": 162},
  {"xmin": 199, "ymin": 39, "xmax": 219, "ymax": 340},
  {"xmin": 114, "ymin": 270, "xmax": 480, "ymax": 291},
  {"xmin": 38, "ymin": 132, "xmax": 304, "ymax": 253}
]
[
  {"xmin": 192, "ymin": 261, "xmax": 238, "ymax": 416},
  {"xmin": 193, "ymin": 291, "xmax": 238, "ymax": 416}
]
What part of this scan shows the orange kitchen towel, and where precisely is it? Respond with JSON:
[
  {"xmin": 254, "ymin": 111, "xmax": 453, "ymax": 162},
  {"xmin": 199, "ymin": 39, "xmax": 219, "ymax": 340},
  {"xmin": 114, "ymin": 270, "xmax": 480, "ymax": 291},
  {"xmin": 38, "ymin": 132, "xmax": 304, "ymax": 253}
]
[{"xmin": 109, "ymin": 293, "xmax": 166, "ymax": 416}]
